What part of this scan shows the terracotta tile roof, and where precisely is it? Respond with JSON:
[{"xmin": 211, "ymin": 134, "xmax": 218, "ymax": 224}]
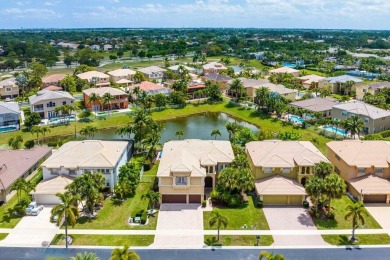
[
  {"xmin": 269, "ymin": 66, "xmax": 299, "ymax": 74},
  {"xmin": 130, "ymin": 81, "xmax": 172, "ymax": 95},
  {"xmin": 42, "ymin": 74, "xmax": 66, "ymax": 83},
  {"xmin": 255, "ymin": 175, "xmax": 306, "ymax": 195},
  {"xmin": 0, "ymin": 147, "xmax": 52, "ymax": 190},
  {"xmin": 83, "ymin": 87, "xmax": 127, "ymax": 97},
  {"xmin": 107, "ymin": 69, "xmax": 136, "ymax": 77},
  {"xmin": 31, "ymin": 175, "xmax": 74, "ymax": 195},
  {"xmin": 43, "ymin": 85, "xmax": 63, "ymax": 91},
  {"xmin": 77, "ymin": 71, "xmax": 110, "ymax": 81},
  {"xmin": 349, "ymin": 174, "xmax": 390, "ymax": 195}
]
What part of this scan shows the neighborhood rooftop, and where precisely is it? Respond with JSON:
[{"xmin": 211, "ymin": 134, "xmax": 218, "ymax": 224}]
[
  {"xmin": 77, "ymin": 71, "xmax": 110, "ymax": 80},
  {"xmin": 325, "ymin": 75, "xmax": 363, "ymax": 83},
  {"xmin": 138, "ymin": 66, "xmax": 167, "ymax": 74},
  {"xmin": 332, "ymin": 101, "xmax": 390, "ymax": 119},
  {"xmin": 269, "ymin": 66, "xmax": 299, "ymax": 73},
  {"xmin": 366, "ymin": 81, "xmax": 390, "ymax": 91},
  {"xmin": 0, "ymin": 77, "xmax": 16, "ymax": 87},
  {"xmin": 0, "ymin": 102, "xmax": 20, "ymax": 114},
  {"xmin": 255, "ymin": 175, "xmax": 306, "ymax": 195},
  {"xmin": 83, "ymin": 87, "xmax": 127, "ymax": 96},
  {"xmin": 28, "ymin": 90, "xmax": 75, "ymax": 104},
  {"xmin": 107, "ymin": 69, "xmax": 136, "ymax": 77},
  {"xmin": 290, "ymin": 97, "xmax": 338, "ymax": 112},
  {"xmin": 42, "ymin": 74, "xmax": 66, "ymax": 83},
  {"xmin": 30, "ymin": 175, "xmax": 74, "ymax": 195}
]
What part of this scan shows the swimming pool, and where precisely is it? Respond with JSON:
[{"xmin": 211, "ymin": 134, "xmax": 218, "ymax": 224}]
[
  {"xmin": 0, "ymin": 126, "xmax": 17, "ymax": 133},
  {"xmin": 323, "ymin": 125, "xmax": 347, "ymax": 136},
  {"xmin": 287, "ymin": 115, "xmax": 305, "ymax": 124}
]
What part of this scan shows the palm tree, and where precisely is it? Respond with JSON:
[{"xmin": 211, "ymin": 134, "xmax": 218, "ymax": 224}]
[
  {"xmin": 41, "ymin": 126, "xmax": 51, "ymax": 145},
  {"xmin": 10, "ymin": 178, "xmax": 32, "ymax": 203},
  {"xmin": 8, "ymin": 135, "xmax": 23, "ymax": 149},
  {"xmin": 209, "ymin": 210, "xmax": 228, "ymax": 242},
  {"xmin": 141, "ymin": 190, "xmax": 160, "ymax": 211},
  {"xmin": 324, "ymin": 173, "xmax": 346, "ymax": 209},
  {"xmin": 110, "ymin": 245, "xmax": 140, "ymax": 260},
  {"xmin": 30, "ymin": 126, "xmax": 42, "ymax": 146},
  {"xmin": 51, "ymin": 192, "xmax": 79, "ymax": 249},
  {"xmin": 229, "ymin": 79, "xmax": 245, "ymax": 101},
  {"xmin": 344, "ymin": 115, "xmax": 365, "ymax": 139},
  {"xmin": 225, "ymin": 122, "xmax": 240, "ymax": 140},
  {"xmin": 88, "ymin": 92, "xmax": 102, "ymax": 115},
  {"xmin": 255, "ymin": 87, "xmax": 270, "ymax": 108},
  {"xmin": 211, "ymin": 129, "xmax": 221, "ymax": 140},
  {"xmin": 80, "ymin": 125, "xmax": 99, "ymax": 139},
  {"xmin": 116, "ymin": 124, "xmax": 134, "ymax": 139},
  {"xmin": 344, "ymin": 202, "xmax": 367, "ymax": 242},
  {"xmin": 70, "ymin": 252, "xmax": 100, "ymax": 260},
  {"xmin": 259, "ymin": 251, "xmax": 285, "ymax": 260},
  {"xmin": 175, "ymin": 130, "xmax": 184, "ymax": 140},
  {"xmin": 102, "ymin": 92, "xmax": 115, "ymax": 114}
]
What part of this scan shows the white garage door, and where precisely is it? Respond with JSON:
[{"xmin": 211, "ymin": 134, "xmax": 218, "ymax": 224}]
[{"xmin": 34, "ymin": 194, "xmax": 60, "ymax": 205}]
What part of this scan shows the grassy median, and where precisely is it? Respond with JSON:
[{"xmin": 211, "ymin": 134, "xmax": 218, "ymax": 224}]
[
  {"xmin": 51, "ymin": 234, "xmax": 154, "ymax": 246},
  {"xmin": 204, "ymin": 235, "xmax": 274, "ymax": 246},
  {"xmin": 322, "ymin": 234, "xmax": 390, "ymax": 245}
]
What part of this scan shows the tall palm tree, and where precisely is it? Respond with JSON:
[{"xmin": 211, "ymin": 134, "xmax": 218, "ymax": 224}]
[
  {"xmin": 110, "ymin": 245, "xmax": 140, "ymax": 260},
  {"xmin": 102, "ymin": 92, "xmax": 115, "ymax": 113},
  {"xmin": 8, "ymin": 135, "xmax": 23, "ymax": 149},
  {"xmin": 31, "ymin": 126, "xmax": 42, "ymax": 146},
  {"xmin": 51, "ymin": 192, "xmax": 79, "ymax": 249},
  {"xmin": 116, "ymin": 124, "xmax": 134, "ymax": 139},
  {"xmin": 175, "ymin": 130, "xmax": 184, "ymax": 140},
  {"xmin": 225, "ymin": 122, "xmax": 240, "ymax": 140},
  {"xmin": 141, "ymin": 190, "xmax": 160, "ymax": 211},
  {"xmin": 344, "ymin": 202, "xmax": 367, "ymax": 242},
  {"xmin": 324, "ymin": 173, "xmax": 346, "ymax": 209},
  {"xmin": 88, "ymin": 92, "xmax": 102, "ymax": 115},
  {"xmin": 41, "ymin": 126, "xmax": 51, "ymax": 145},
  {"xmin": 259, "ymin": 251, "xmax": 285, "ymax": 260},
  {"xmin": 344, "ymin": 115, "xmax": 365, "ymax": 139},
  {"xmin": 70, "ymin": 252, "xmax": 100, "ymax": 260},
  {"xmin": 255, "ymin": 87, "xmax": 270, "ymax": 108},
  {"xmin": 211, "ymin": 129, "xmax": 221, "ymax": 140},
  {"xmin": 209, "ymin": 210, "xmax": 228, "ymax": 242},
  {"xmin": 229, "ymin": 79, "xmax": 245, "ymax": 101},
  {"xmin": 10, "ymin": 178, "xmax": 32, "ymax": 203}
]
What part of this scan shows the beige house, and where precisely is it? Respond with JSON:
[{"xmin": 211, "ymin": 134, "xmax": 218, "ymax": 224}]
[
  {"xmin": 237, "ymin": 78, "xmax": 297, "ymax": 101},
  {"xmin": 246, "ymin": 141, "xmax": 329, "ymax": 205},
  {"xmin": 356, "ymin": 82, "xmax": 390, "ymax": 100},
  {"xmin": 320, "ymin": 75, "xmax": 363, "ymax": 94},
  {"xmin": 0, "ymin": 77, "xmax": 19, "ymax": 100},
  {"xmin": 108, "ymin": 69, "xmax": 136, "ymax": 84},
  {"xmin": 29, "ymin": 90, "xmax": 75, "ymax": 119},
  {"xmin": 202, "ymin": 62, "xmax": 227, "ymax": 74},
  {"xmin": 168, "ymin": 65, "xmax": 196, "ymax": 74},
  {"xmin": 327, "ymin": 141, "xmax": 390, "ymax": 203},
  {"xmin": 77, "ymin": 71, "xmax": 110, "ymax": 87},
  {"xmin": 31, "ymin": 175, "xmax": 74, "ymax": 205},
  {"xmin": 42, "ymin": 74, "xmax": 66, "ymax": 88},
  {"xmin": 138, "ymin": 66, "xmax": 167, "ymax": 84},
  {"xmin": 157, "ymin": 140, "xmax": 234, "ymax": 204},
  {"xmin": 290, "ymin": 97, "xmax": 338, "ymax": 117},
  {"xmin": 298, "ymin": 74, "xmax": 326, "ymax": 89},
  {"xmin": 331, "ymin": 101, "xmax": 390, "ymax": 134},
  {"xmin": 269, "ymin": 67, "xmax": 300, "ymax": 77}
]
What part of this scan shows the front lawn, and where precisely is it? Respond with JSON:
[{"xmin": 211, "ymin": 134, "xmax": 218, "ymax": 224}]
[
  {"xmin": 51, "ymin": 234, "xmax": 154, "ymax": 246},
  {"xmin": 203, "ymin": 196, "xmax": 269, "ymax": 230},
  {"xmin": 72, "ymin": 161, "xmax": 159, "ymax": 230},
  {"xmin": 0, "ymin": 192, "xmax": 25, "ymax": 228},
  {"xmin": 313, "ymin": 195, "xmax": 381, "ymax": 230},
  {"xmin": 322, "ymin": 234, "xmax": 390, "ymax": 245},
  {"xmin": 204, "ymin": 235, "xmax": 273, "ymax": 246},
  {"xmin": 0, "ymin": 233, "xmax": 8, "ymax": 241}
]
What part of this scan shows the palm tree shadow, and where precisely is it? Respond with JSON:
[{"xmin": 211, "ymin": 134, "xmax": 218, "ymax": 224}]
[
  {"xmin": 339, "ymin": 235, "xmax": 355, "ymax": 245},
  {"xmin": 205, "ymin": 236, "xmax": 222, "ymax": 246}
]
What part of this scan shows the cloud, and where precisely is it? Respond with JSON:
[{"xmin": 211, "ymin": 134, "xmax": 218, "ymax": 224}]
[{"xmin": 2, "ymin": 7, "xmax": 60, "ymax": 18}]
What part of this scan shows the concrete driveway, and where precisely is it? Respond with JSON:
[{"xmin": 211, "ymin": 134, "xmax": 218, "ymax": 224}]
[
  {"xmin": 263, "ymin": 206, "xmax": 328, "ymax": 246},
  {"xmin": 365, "ymin": 204, "xmax": 390, "ymax": 229},
  {"xmin": 0, "ymin": 206, "xmax": 59, "ymax": 247},
  {"xmin": 152, "ymin": 204, "xmax": 204, "ymax": 248}
]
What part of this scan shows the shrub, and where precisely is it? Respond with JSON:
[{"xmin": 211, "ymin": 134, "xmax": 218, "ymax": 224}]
[
  {"xmin": 303, "ymin": 200, "xmax": 309, "ymax": 208},
  {"xmin": 256, "ymin": 200, "xmax": 263, "ymax": 208},
  {"xmin": 141, "ymin": 212, "xmax": 148, "ymax": 224},
  {"xmin": 227, "ymin": 194, "xmax": 241, "ymax": 208},
  {"xmin": 24, "ymin": 140, "xmax": 35, "ymax": 149},
  {"xmin": 47, "ymin": 140, "xmax": 58, "ymax": 147},
  {"xmin": 202, "ymin": 200, "xmax": 207, "ymax": 208},
  {"xmin": 326, "ymin": 211, "xmax": 335, "ymax": 220},
  {"xmin": 210, "ymin": 190, "xmax": 220, "ymax": 203}
]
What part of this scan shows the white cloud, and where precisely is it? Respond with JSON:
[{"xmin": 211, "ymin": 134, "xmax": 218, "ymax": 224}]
[{"xmin": 2, "ymin": 7, "xmax": 60, "ymax": 18}]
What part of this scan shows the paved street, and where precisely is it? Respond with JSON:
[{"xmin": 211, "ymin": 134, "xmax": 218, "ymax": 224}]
[{"xmin": 263, "ymin": 206, "xmax": 328, "ymax": 246}]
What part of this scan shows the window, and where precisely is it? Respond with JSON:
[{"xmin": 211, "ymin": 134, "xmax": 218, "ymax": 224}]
[
  {"xmin": 176, "ymin": 176, "xmax": 187, "ymax": 185},
  {"xmin": 63, "ymin": 101, "xmax": 66, "ymax": 105},
  {"xmin": 51, "ymin": 169, "xmax": 59, "ymax": 175},
  {"xmin": 282, "ymin": 168, "xmax": 290, "ymax": 174},
  {"xmin": 363, "ymin": 89, "xmax": 367, "ymax": 93},
  {"xmin": 5, "ymin": 87, "xmax": 11, "ymax": 92},
  {"xmin": 69, "ymin": 169, "xmax": 76, "ymax": 175},
  {"xmin": 364, "ymin": 117, "xmax": 369, "ymax": 123},
  {"xmin": 263, "ymin": 168, "xmax": 272, "ymax": 174},
  {"xmin": 342, "ymin": 110, "xmax": 347, "ymax": 116},
  {"xmin": 47, "ymin": 101, "xmax": 56, "ymax": 107},
  {"xmin": 358, "ymin": 168, "xmax": 365, "ymax": 173},
  {"xmin": 376, "ymin": 168, "xmax": 383, "ymax": 173}
]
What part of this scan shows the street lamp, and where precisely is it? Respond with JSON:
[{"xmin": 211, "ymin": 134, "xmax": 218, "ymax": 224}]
[{"xmin": 256, "ymin": 235, "xmax": 261, "ymax": 246}]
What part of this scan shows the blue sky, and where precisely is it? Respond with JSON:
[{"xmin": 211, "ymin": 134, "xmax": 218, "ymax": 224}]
[{"xmin": 1, "ymin": 0, "xmax": 390, "ymax": 29}]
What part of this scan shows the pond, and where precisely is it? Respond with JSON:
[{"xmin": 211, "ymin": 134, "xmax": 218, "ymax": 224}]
[{"xmin": 94, "ymin": 112, "xmax": 259, "ymax": 143}]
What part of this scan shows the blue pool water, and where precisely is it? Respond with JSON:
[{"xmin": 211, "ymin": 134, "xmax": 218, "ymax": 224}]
[
  {"xmin": 282, "ymin": 62, "xmax": 305, "ymax": 69},
  {"xmin": 0, "ymin": 126, "xmax": 17, "ymax": 133},
  {"xmin": 288, "ymin": 115, "xmax": 305, "ymax": 124},
  {"xmin": 323, "ymin": 125, "xmax": 347, "ymax": 136}
]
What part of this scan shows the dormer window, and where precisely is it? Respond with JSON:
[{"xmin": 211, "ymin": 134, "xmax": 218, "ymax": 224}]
[{"xmin": 176, "ymin": 176, "xmax": 187, "ymax": 185}]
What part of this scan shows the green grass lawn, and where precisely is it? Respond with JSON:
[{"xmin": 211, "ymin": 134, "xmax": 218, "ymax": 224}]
[
  {"xmin": 313, "ymin": 195, "xmax": 381, "ymax": 230},
  {"xmin": 322, "ymin": 234, "xmax": 390, "ymax": 245},
  {"xmin": 204, "ymin": 235, "xmax": 274, "ymax": 246},
  {"xmin": 0, "ymin": 233, "xmax": 8, "ymax": 241},
  {"xmin": 51, "ymin": 234, "xmax": 154, "ymax": 246},
  {"xmin": 203, "ymin": 196, "xmax": 269, "ymax": 230},
  {"xmin": 72, "ymin": 161, "xmax": 158, "ymax": 230}
]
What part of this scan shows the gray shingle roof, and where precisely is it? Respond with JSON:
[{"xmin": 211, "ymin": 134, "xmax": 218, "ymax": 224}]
[
  {"xmin": 0, "ymin": 102, "xmax": 19, "ymax": 115},
  {"xmin": 326, "ymin": 75, "xmax": 363, "ymax": 84},
  {"xmin": 332, "ymin": 101, "xmax": 390, "ymax": 119},
  {"xmin": 29, "ymin": 90, "xmax": 75, "ymax": 105},
  {"xmin": 290, "ymin": 97, "xmax": 338, "ymax": 112}
]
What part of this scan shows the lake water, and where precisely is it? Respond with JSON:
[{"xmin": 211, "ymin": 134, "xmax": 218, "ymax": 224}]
[{"xmin": 94, "ymin": 112, "xmax": 259, "ymax": 143}]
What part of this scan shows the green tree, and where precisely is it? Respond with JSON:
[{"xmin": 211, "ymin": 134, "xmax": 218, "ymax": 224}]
[
  {"xmin": 344, "ymin": 115, "xmax": 365, "ymax": 139},
  {"xmin": 88, "ymin": 92, "xmax": 102, "ymax": 115},
  {"xmin": 30, "ymin": 126, "xmax": 43, "ymax": 145},
  {"xmin": 24, "ymin": 140, "xmax": 35, "ymax": 149},
  {"xmin": 211, "ymin": 129, "xmax": 221, "ymax": 140},
  {"xmin": 154, "ymin": 93, "xmax": 167, "ymax": 109},
  {"xmin": 60, "ymin": 75, "xmax": 77, "ymax": 93},
  {"xmin": 141, "ymin": 190, "xmax": 160, "ymax": 211},
  {"xmin": 24, "ymin": 112, "xmax": 42, "ymax": 130},
  {"xmin": 80, "ymin": 125, "xmax": 99, "ymax": 139},
  {"xmin": 110, "ymin": 245, "xmax": 140, "ymax": 260},
  {"xmin": 40, "ymin": 126, "xmax": 51, "ymax": 145},
  {"xmin": 70, "ymin": 252, "xmax": 100, "ymax": 260},
  {"xmin": 217, "ymin": 167, "xmax": 254, "ymax": 194},
  {"xmin": 116, "ymin": 123, "xmax": 134, "ymax": 139},
  {"xmin": 229, "ymin": 79, "xmax": 245, "ymax": 101},
  {"xmin": 254, "ymin": 87, "xmax": 270, "ymax": 108},
  {"xmin": 102, "ymin": 92, "xmax": 115, "ymax": 112},
  {"xmin": 175, "ymin": 130, "xmax": 184, "ymax": 140},
  {"xmin": 225, "ymin": 122, "xmax": 241, "ymax": 140},
  {"xmin": 8, "ymin": 135, "xmax": 23, "ymax": 149},
  {"xmin": 10, "ymin": 178, "xmax": 33, "ymax": 203},
  {"xmin": 209, "ymin": 210, "xmax": 228, "ymax": 242},
  {"xmin": 344, "ymin": 202, "xmax": 367, "ymax": 242},
  {"xmin": 259, "ymin": 251, "xmax": 285, "ymax": 260}
]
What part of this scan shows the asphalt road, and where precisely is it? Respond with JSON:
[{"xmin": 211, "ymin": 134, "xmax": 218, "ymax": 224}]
[{"xmin": 0, "ymin": 247, "xmax": 389, "ymax": 260}]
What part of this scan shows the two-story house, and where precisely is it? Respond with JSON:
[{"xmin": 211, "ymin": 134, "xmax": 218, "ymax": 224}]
[
  {"xmin": 29, "ymin": 90, "xmax": 75, "ymax": 119},
  {"xmin": 331, "ymin": 101, "xmax": 390, "ymax": 134},
  {"xmin": 168, "ymin": 65, "xmax": 197, "ymax": 74},
  {"xmin": 0, "ymin": 102, "xmax": 20, "ymax": 132},
  {"xmin": 41, "ymin": 74, "xmax": 66, "ymax": 88},
  {"xmin": 157, "ymin": 140, "xmax": 234, "ymax": 204},
  {"xmin": 319, "ymin": 75, "xmax": 363, "ymax": 94},
  {"xmin": 355, "ymin": 82, "xmax": 390, "ymax": 100},
  {"xmin": 202, "ymin": 62, "xmax": 227, "ymax": 74},
  {"xmin": 108, "ymin": 69, "xmax": 136, "ymax": 85},
  {"xmin": 0, "ymin": 77, "xmax": 19, "ymax": 100},
  {"xmin": 138, "ymin": 66, "xmax": 167, "ymax": 84},
  {"xmin": 290, "ymin": 97, "xmax": 338, "ymax": 117},
  {"xmin": 41, "ymin": 140, "xmax": 133, "ymax": 193},
  {"xmin": 269, "ymin": 66, "xmax": 300, "ymax": 77},
  {"xmin": 327, "ymin": 141, "xmax": 390, "ymax": 203},
  {"xmin": 77, "ymin": 71, "xmax": 110, "ymax": 87},
  {"xmin": 246, "ymin": 141, "xmax": 330, "ymax": 205},
  {"xmin": 83, "ymin": 87, "xmax": 128, "ymax": 112}
]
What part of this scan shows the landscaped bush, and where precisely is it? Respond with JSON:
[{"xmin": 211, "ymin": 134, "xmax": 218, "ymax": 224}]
[
  {"xmin": 227, "ymin": 194, "xmax": 241, "ymax": 208},
  {"xmin": 210, "ymin": 189, "xmax": 220, "ymax": 203},
  {"xmin": 47, "ymin": 140, "xmax": 58, "ymax": 147},
  {"xmin": 202, "ymin": 200, "xmax": 207, "ymax": 208},
  {"xmin": 326, "ymin": 211, "xmax": 335, "ymax": 220},
  {"xmin": 255, "ymin": 200, "xmax": 263, "ymax": 208},
  {"xmin": 303, "ymin": 200, "xmax": 309, "ymax": 208},
  {"xmin": 24, "ymin": 140, "xmax": 35, "ymax": 149},
  {"xmin": 141, "ymin": 212, "xmax": 148, "ymax": 224}
]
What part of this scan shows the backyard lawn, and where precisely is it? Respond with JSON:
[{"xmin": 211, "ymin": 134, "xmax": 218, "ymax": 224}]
[
  {"xmin": 204, "ymin": 235, "xmax": 274, "ymax": 246},
  {"xmin": 0, "ymin": 233, "xmax": 8, "ymax": 241},
  {"xmin": 322, "ymin": 234, "xmax": 390, "ymax": 245},
  {"xmin": 51, "ymin": 234, "xmax": 154, "ymax": 246},
  {"xmin": 313, "ymin": 195, "xmax": 381, "ymax": 230},
  {"xmin": 203, "ymin": 196, "xmax": 269, "ymax": 230},
  {"xmin": 72, "ymin": 160, "xmax": 159, "ymax": 230}
]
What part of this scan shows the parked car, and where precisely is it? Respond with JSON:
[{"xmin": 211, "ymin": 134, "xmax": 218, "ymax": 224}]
[{"xmin": 25, "ymin": 202, "xmax": 44, "ymax": 216}]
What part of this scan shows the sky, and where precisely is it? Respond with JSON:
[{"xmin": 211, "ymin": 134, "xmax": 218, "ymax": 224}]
[{"xmin": 1, "ymin": 0, "xmax": 390, "ymax": 30}]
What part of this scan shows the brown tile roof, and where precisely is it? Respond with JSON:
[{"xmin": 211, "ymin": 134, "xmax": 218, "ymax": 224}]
[
  {"xmin": 349, "ymin": 174, "xmax": 390, "ymax": 195},
  {"xmin": 255, "ymin": 175, "xmax": 306, "ymax": 195},
  {"xmin": 131, "ymin": 81, "xmax": 165, "ymax": 91},
  {"xmin": 42, "ymin": 74, "xmax": 66, "ymax": 83},
  {"xmin": 42, "ymin": 85, "xmax": 63, "ymax": 91},
  {"xmin": 0, "ymin": 147, "xmax": 52, "ymax": 190},
  {"xmin": 83, "ymin": 87, "xmax": 127, "ymax": 97}
]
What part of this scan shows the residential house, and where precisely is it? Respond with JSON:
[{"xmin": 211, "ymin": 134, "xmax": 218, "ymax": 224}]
[
  {"xmin": 290, "ymin": 97, "xmax": 338, "ymax": 117},
  {"xmin": 0, "ymin": 102, "xmax": 20, "ymax": 132},
  {"xmin": 138, "ymin": 66, "xmax": 167, "ymax": 84},
  {"xmin": 0, "ymin": 77, "xmax": 19, "ymax": 100},
  {"xmin": 356, "ymin": 82, "xmax": 390, "ymax": 100},
  {"xmin": 108, "ymin": 69, "xmax": 136, "ymax": 85},
  {"xmin": 29, "ymin": 90, "xmax": 75, "ymax": 119},
  {"xmin": 130, "ymin": 81, "xmax": 172, "ymax": 96},
  {"xmin": 158, "ymin": 140, "xmax": 234, "ymax": 204},
  {"xmin": 320, "ymin": 75, "xmax": 363, "ymax": 94},
  {"xmin": 90, "ymin": 45, "xmax": 101, "ymax": 51},
  {"xmin": 40, "ymin": 140, "xmax": 133, "ymax": 191},
  {"xmin": 42, "ymin": 85, "xmax": 63, "ymax": 91},
  {"xmin": 41, "ymin": 74, "xmax": 66, "ymax": 88},
  {"xmin": 0, "ymin": 147, "xmax": 52, "ymax": 203},
  {"xmin": 327, "ymin": 141, "xmax": 390, "ymax": 203},
  {"xmin": 83, "ymin": 87, "xmax": 128, "ymax": 111},
  {"xmin": 77, "ymin": 71, "xmax": 110, "ymax": 87},
  {"xmin": 269, "ymin": 67, "xmax": 300, "ymax": 77},
  {"xmin": 331, "ymin": 101, "xmax": 390, "ymax": 134},
  {"xmin": 298, "ymin": 74, "xmax": 326, "ymax": 89},
  {"xmin": 103, "ymin": 44, "xmax": 113, "ymax": 51},
  {"xmin": 168, "ymin": 65, "xmax": 196, "ymax": 74},
  {"xmin": 202, "ymin": 62, "xmax": 227, "ymax": 74},
  {"xmin": 56, "ymin": 42, "xmax": 79, "ymax": 49},
  {"xmin": 30, "ymin": 175, "xmax": 74, "ymax": 205},
  {"xmin": 246, "ymin": 141, "xmax": 329, "ymax": 205}
]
